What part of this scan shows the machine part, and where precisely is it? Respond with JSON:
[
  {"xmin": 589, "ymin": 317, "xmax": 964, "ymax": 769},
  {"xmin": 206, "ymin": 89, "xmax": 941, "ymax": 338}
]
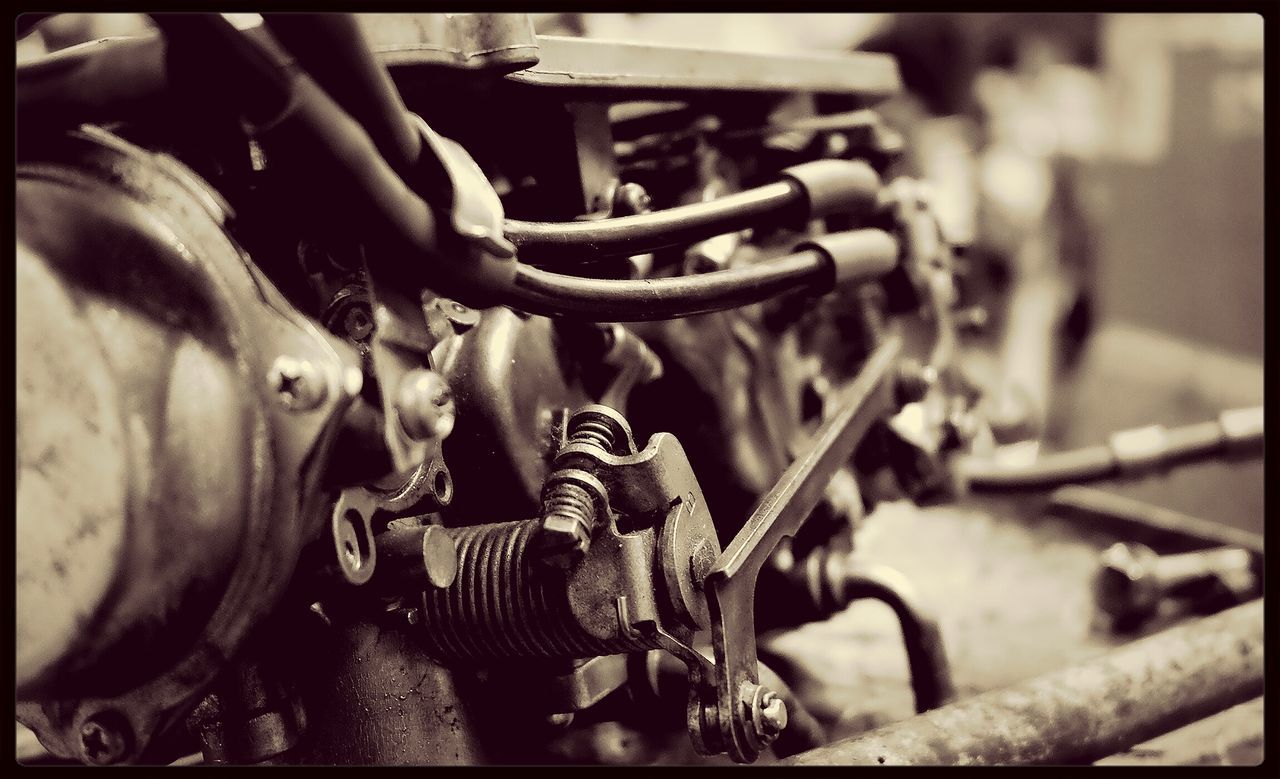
[
  {"xmin": 419, "ymin": 424, "xmax": 720, "ymax": 661},
  {"xmin": 1047, "ymin": 486, "xmax": 1264, "ymax": 557},
  {"xmin": 330, "ymin": 487, "xmax": 379, "ymax": 586},
  {"xmin": 16, "ymin": 127, "xmax": 360, "ymax": 762},
  {"xmin": 486, "ymin": 654, "xmax": 632, "ymax": 716},
  {"xmin": 783, "ymin": 599, "xmax": 1264, "ymax": 766},
  {"xmin": 370, "ymin": 524, "xmax": 460, "ymax": 592},
  {"xmin": 766, "ymin": 548, "xmax": 956, "ymax": 713},
  {"xmin": 959, "ymin": 407, "xmax": 1264, "ymax": 492},
  {"xmin": 268, "ymin": 356, "xmax": 329, "ymax": 412},
  {"xmin": 440, "ymin": 308, "xmax": 592, "ymax": 521},
  {"xmin": 364, "ymin": 13, "xmax": 539, "ymax": 73},
  {"xmin": 363, "ymin": 456, "xmax": 454, "ymax": 517},
  {"xmin": 396, "ymin": 368, "xmax": 457, "ymax": 442},
  {"xmin": 507, "ymin": 34, "xmax": 901, "ymax": 99},
  {"xmin": 323, "ymin": 284, "xmax": 376, "ymax": 343},
  {"xmin": 634, "ymin": 651, "xmax": 828, "ymax": 759},
  {"xmin": 287, "ymin": 618, "xmax": 485, "ymax": 765},
  {"xmin": 597, "ymin": 324, "xmax": 664, "ymax": 413},
  {"xmin": 151, "ymin": 14, "xmax": 517, "ymax": 307},
  {"xmin": 186, "ymin": 655, "xmax": 306, "ymax": 765},
  {"xmin": 263, "ymin": 13, "xmax": 422, "ymax": 175},
  {"xmin": 505, "ymin": 230, "xmax": 899, "ymax": 322},
  {"xmin": 1094, "ymin": 543, "xmax": 1257, "ymax": 627},
  {"xmin": 418, "ymin": 519, "xmax": 642, "ymax": 660},
  {"xmin": 699, "ymin": 334, "xmax": 901, "ymax": 762},
  {"xmin": 504, "ymin": 159, "xmax": 881, "ymax": 262},
  {"xmin": 537, "ymin": 405, "xmax": 633, "ymax": 568}
]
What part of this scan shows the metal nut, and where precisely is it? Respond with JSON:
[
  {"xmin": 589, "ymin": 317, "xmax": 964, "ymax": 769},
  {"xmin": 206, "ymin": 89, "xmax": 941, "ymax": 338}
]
[
  {"xmin": 268, "ymin": 355, "xmax": 328, "ymax": 411},
  {"xmin": 758, "ymin": 690, "xmax": 788, "ymax": 736},
  {"xmin": 397, "ymin": 369, "xmax": 456, "ymax": 441},
  {"xmin": 741, "ymin": 683, "xmax": 788, "ymax": 744}
]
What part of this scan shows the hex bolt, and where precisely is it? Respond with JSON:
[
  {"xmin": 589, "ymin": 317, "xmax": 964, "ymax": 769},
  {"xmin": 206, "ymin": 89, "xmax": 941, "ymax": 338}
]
[
  {"xmin": 537, "ymin": 411, "xmax": 625, "ymax": 569},
  {"xmin": 396, "ymin": 369, "xmax": 456, "ymax": 441},
  {"xmin": 79, "ymin": 712, "xmax": 131, "ymax": 765},
  {"xmin": 758, "ymin": 690, "xmax": 789, "ymax": 737},
  {"xmin": 268, "ymin": 355, "xmax": 328, "ymax": 411},
  {"xmin": 1094, "ymin": 542, "xmax": 1256, "ymax": 625},
  {"xmin": 538, "ymin": 477, "xmax": 599, "ymax": 569},
  {"xmin": 741, "ymin": 683, "xmax": 789, "ymax": 745}
]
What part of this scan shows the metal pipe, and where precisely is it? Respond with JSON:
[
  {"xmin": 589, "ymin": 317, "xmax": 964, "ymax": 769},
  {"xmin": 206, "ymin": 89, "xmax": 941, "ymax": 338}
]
[
  {"xmin": 782, "ymin": 599, "xmax": 1264, "ymax": 765},
  {"xmin": 505, "ymin": 229, "xmax": 898, "ymax": 322},
  {"xmin": 961, "ymin": 407, "xmax": 1264, "ymax": 492}
]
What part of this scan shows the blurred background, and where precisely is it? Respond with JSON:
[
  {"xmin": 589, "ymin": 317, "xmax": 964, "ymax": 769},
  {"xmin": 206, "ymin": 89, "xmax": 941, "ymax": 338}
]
[{"xmin": 528, "ymin": 12, "xmax": 1266, "ymax": 536}]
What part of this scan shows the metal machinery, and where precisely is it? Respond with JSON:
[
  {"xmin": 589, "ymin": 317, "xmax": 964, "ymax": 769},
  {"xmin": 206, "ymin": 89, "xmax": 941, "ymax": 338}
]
[{"xmin": 15, "ymin": 14, "xmax": 1264, "ymax": 766}]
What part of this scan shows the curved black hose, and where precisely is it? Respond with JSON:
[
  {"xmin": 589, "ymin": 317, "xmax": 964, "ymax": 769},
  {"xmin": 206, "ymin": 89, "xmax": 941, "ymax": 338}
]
[
  {"xmin": 260, "ymin": 14, "xmax": 422, "ymax": 174},
  {"xmin": 767, "ymin": 548, "xmax": 957, "ymax": 715},
  {"xmin": 505, "ymin": 181, "xmax": 805, "ymax": 261},
  {"xmin": 505, "ymin": 248, "xmax": 827, "ymax": 321},
  {"xmin": 505, "ymin": 227, "xmax": 900, "ymax": 321},
  {"xmin": 837, "ymin": 563, "xmax": 957, "ymax": 713}
]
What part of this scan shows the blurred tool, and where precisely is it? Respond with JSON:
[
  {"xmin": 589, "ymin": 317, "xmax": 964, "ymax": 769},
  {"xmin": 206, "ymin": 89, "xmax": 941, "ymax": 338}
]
[{"xmin": 1094, "ymin": 542, "xmax": 1258, "ymax": 629}]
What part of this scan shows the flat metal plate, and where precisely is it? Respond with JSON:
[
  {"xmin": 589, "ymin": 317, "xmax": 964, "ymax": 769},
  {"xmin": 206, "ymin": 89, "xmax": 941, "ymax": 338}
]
[{"xmin": 507, "ymin": 35, "xmax": 901, "ymax": 100}]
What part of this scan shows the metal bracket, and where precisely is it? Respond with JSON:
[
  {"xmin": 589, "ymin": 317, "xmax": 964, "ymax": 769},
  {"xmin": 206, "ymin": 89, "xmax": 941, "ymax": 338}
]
[{"xmin": 701, "ymin": 334, "xmax": 901, "ymax": 762}]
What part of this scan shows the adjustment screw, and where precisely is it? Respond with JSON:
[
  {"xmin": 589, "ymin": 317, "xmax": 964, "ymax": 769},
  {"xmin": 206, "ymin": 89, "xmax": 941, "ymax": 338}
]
[
  {"xmin": 268, "ymin": 356, "xmax": 328, "ymax": 411},
  {"xmin": 79, "ymin": 711, "xmax": 131, "ymax": 765},
  {"xmin": 397, "ymin": 369, "xmax": 456, "ymax": 441}
]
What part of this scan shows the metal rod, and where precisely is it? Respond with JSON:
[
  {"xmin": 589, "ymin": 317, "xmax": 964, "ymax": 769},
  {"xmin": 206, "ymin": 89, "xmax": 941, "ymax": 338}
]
[
  {"xmin": 1048, "ymin": 486, "xmax": 1264, "ymax": 556},
  {"xmin": 782, "ymin": 598, "xmax": 1264, "ymax": 765}
]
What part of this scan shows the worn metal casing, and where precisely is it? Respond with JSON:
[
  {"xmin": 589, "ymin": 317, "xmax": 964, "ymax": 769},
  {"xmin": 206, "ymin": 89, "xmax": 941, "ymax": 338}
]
[{"xmin": 16, "ymin": 127, "xmax": 360, "ymax": 762}]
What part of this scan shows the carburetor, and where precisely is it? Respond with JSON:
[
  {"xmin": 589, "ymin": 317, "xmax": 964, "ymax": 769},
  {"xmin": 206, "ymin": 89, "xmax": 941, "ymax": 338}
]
[{"xmin": 16, "ymin": 12, "xmax": 977, "ymax": 766}]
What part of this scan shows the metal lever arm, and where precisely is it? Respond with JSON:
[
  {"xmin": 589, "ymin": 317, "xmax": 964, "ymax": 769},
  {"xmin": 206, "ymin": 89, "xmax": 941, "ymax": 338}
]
[{"xmin": 701, "ymin": 334, "xmax": 902, "ymax": 761}]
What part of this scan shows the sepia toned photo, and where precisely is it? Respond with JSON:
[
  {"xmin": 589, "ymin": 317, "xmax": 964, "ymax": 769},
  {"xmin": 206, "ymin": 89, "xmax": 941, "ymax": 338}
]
[{"xmin": 14, "ymin": 9, "xmax": 1266, "ymax": 767}]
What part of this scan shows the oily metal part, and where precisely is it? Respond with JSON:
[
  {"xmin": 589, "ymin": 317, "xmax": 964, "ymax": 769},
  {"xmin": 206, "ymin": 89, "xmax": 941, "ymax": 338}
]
[
  {"xmin": 783, "ymin": 598, "xmax": 1264, "ymax": 766},
  {"xmin": 701, "ymin": 334, "xmax": 901, "ymax": 762}
]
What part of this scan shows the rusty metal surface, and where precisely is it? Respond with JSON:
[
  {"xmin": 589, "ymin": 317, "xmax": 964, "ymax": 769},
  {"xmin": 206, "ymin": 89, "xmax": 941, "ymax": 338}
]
[
  {"xmin": 782, "ymin": 598, "xmax": 1263, "ymax": 765},
  {"xmin": 509, "ymin": 35, "xmax": 901, "ymax": 100},
  {"xmin": 289, "ymin": 619, "xmax": 484, "ymax": 765}
]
